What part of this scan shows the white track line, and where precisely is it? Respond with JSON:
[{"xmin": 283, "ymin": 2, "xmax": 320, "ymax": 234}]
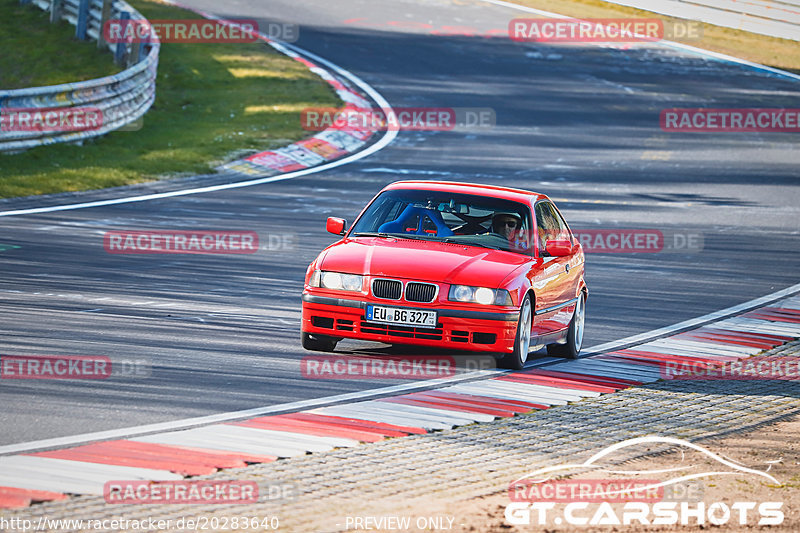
[
  {"xmin": 1, "ymin": 283, "xmax": 798, "ymax": 455},
  {"xmin": 580, "ymin": 282, "xmax": 800, "ymax": 356},
  {"xmin": 479, "ymin": 0, "xmax": 800, "ymax": 82}
]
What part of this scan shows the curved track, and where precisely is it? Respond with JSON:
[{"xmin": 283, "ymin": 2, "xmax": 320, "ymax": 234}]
[{"xmin": 0, "ymin": 0, "xmax": 798, "ymax": 446}]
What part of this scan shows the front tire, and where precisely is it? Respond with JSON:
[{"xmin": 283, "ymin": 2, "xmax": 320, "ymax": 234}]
[
  {"xmin": 547, "ymin": 292, "xmax": 585, "ymax": 359},
  {"xmin": 498, "ymin": 294, "xmax": 533, "ymax": 370},
  {"xmin": 301, "ymin": 332, "xmax": 339, "ymax": 352}
]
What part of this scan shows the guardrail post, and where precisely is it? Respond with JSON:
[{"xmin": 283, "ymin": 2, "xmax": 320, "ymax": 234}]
[
  {"xmin": 97, "ymin": 0, "xmax": 113, "ymax": 50},
  {"xmin": 49, "ymin": 0, "xmax": 61, "ymax": 24},
  {"xmin": 75, "ymin": 0, "xmax": 89, "ymax": 40},
  {"xmin": 128, "ymin": 39, "xmax": 141, "ymax": 67},
  {"xmin": 114, "ymin": 11, "xmax": 130, "ymax": 66},
  {"xmin": 3, "ymin": 0, "xmax": 160, "ymax": 153}
]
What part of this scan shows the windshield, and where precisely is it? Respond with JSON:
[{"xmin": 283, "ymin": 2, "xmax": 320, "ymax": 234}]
[{"xmin": 349, "ymin": 189, "xmax": 534, "ymax": 255}]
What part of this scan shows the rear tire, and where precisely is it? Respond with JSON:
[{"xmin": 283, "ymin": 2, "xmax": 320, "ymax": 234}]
[
  {"xmin": 301, "ymin": 332, "xmax": 339, "ymax": 352},
  {"xmin": 546, "ymin": 292, "xmax": 585, "ymax": 359},
  {"xmin": 498, "ymin": 294, "xmax": 533, "ymax": 370}
]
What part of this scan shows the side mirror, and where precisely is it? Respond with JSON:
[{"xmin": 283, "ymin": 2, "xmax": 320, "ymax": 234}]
[
  {"xmin": 326, "ymin": 217, "xmax": 347, "ymax": 236},
  {"xmin": 545, "ymin": 239, "xmax": 572, "ymax": 257}
]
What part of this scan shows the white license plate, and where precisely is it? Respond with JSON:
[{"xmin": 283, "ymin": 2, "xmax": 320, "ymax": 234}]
[{"xmin": 366, "ymin": 305, "xmax": 438, "ymax": 329}]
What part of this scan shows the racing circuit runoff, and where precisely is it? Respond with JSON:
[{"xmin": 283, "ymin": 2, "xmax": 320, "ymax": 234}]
[{"xmin": 0, "ymin": 0, "xmax": 799, "ymax": 531}]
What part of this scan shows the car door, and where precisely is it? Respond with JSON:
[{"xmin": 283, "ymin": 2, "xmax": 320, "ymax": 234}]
[{"xmin": 531, "ymin": 201, "xmax": 577, "ymax": 334}]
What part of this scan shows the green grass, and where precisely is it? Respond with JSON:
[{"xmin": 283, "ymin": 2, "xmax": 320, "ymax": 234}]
[
  {"xmin": 507, "ymin": 0, "xmax": 800, "ymax": 75},
  {"xmin": 0, "ymin": 1, "xmax": 119, "ymax": 89},
  {"xmin": 0, "ymin": 0, "xmax": 340, "ymax": 199}
]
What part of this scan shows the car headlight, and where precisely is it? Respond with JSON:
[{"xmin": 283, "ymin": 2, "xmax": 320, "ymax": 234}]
[
  {"xmin": 309, "ymin": 270, "xmax": 363, "ymax": 292},
  {"xmin": 448, "ymin": 285, "xmax": 512, "ymax": 305}
]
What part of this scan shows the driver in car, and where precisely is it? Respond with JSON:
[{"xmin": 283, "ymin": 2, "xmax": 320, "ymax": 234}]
[
  {"xmin": 490, "ymin": 212, "xmax": 531, "ymax": 252},
  {"xmin": 492, "ymin": 212, "xmax": 521, "ymax": 239}
]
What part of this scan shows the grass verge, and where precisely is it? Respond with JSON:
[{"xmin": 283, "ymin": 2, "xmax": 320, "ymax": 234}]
[
  {"xmin": 0, "ymin": 1, "xmax": 119, "ymax": 89},
  {"xmin": 0, "ymin": 0, "xmax": 340, "ymax": 199},
  {"xmin": 506, "ymin": 0, "xmax": 800, "ymax": 74}
]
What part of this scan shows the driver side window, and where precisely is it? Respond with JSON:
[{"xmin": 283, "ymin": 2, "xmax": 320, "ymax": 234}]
[{"xmin": 535, "ymin": 202, "xmax": 570, "ymax": 256}]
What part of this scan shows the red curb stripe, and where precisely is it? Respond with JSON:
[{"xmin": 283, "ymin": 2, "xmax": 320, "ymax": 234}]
[
  {"xmin": 700, "ymin": 327, "xmax": 794, "ymax": 343},
  {"xmin": 92, "ymin": 440, "xmax": 251, "ymax": 468},
  {"xmin": 29, "ymin": 448, "xmax": 217, "ymax": 476},
  {"xmin": 679, "ymin": 331, "xmax": 777, "ymax": 346},
  {"xmin": 609, "ymin": 349, "xmax": 724, "ymax": 365},
  {"xmin": 617, "ymin": 348, "xmax": 740, "ymax": 363},
  {"xmin": 293, "ymin": 57, "xmax": 317, "ymax": 69},
  {"xmin": 30, "ymin": 440, "xmax": 247, "ymax": 469},
  {"xmin": 527, "ymin": 369, "xmax": 642, "ymax": 387},
  {"xmin": 509, "ymin": 372, "xmax": 620, "ymax": 392},
  {"xmin": 379, "ymin": 396, "xmax": 512, "ymax": 417},
  {"xmin": 676, "ymin": 332, "xmax": 776, "ymax": 350},
  {"xmin": 592, "ymin": 355, "xmax": 665, "ymax": 367},
  {"xmin": 143, "ymin": 444, "xmax": 278, "ymax": 464},
  {"xmin": 411, "ymin": 391, "xmax": 545, "ymax": 412},
  {"xmin": 743, "ymin": 309, "xmax": 800, "ymax": 323},
  {"xmin": 0, "ymin": 494, "xmax": 30, "ymax": 509},
  {"xmin": 233, "ymin": 417, "xmax": 384, "ymax": 442},
  {"xmin": 686, "ymin": 327, "xmax": 785, "ymax": 345},
  {"xmin": 608, "ymin": 350, "xmax": 721, "ymax": 363},
  {"xmin": 760, "ymin": 307, "xmax": 800, "ymax": 317},
  {"xmin": 0, "ymin": 486, "xmax": 67, "ymax": 509},
  {"xmin": 498, "ymin": 373, "xmax": 617, "ymax": 393},
  {"xmin": 278, "ymin": 413, "xmax": 426, "ymax": 436},
  {"xmin": 403, "ymin": 394, "xmax": 519, "ymax": 417}
]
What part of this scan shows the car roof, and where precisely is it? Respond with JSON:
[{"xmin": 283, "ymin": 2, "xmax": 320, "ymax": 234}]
[{"xmin": 383, "ymin": 180, "xmax": 549, "ymax": 204}]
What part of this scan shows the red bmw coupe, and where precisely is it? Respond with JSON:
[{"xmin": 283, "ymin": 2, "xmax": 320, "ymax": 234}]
[{"xmin": 301, "ymin": 181, "xmax": 587, "ymax": 369}]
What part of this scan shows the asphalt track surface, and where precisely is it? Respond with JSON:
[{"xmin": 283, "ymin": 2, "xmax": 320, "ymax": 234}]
[{"xmin": 0, "ymin": 0, "xmax": 798, "ymax": 446}]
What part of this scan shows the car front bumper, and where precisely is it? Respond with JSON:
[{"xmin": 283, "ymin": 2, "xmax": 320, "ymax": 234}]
[{"xmin": 301, "ymin": 293, "xmax": 520, "ymax": 353}]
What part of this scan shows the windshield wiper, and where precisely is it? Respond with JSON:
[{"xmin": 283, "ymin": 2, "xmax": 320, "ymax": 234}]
[
  {"xmin": 442, "ymin": 238, "xmax": 502, "ymax": 251},
  {"xmin": 351, "ymin": 232, "xmax": 391, "ymax": 238}
]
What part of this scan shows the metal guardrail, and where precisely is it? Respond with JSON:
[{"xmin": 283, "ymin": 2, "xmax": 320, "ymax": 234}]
[
  {"xmin": 601, "ymin": 0, "xmax": 800, "ymax": 41},
  {"xmin": 0, "ymin": 0, "xmax": 159, "ymax": 153}
]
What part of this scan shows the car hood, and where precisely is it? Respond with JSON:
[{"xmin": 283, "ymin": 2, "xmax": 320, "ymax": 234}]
[{"xmin": 318, "ymin": 237, "xmax": 529, "ymax": 287}]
